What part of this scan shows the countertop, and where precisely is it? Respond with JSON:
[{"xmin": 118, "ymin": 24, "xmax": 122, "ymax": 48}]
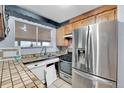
[
  {"xmin": 0, "ymin": 60, "xmax": 45, "ymax": 88},
  {"xmin": 22, "ymin": 52, "xmax": 65, "ymax": 64}
]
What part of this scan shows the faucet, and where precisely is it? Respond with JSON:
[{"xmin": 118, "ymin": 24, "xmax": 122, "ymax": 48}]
[
  {"xmin": 40, "ymin": 46, "xmax": 47, "ymax": 56},
  {"xmin": 44, "ymin": 46, "xmax": 47, "ymax": 55}
]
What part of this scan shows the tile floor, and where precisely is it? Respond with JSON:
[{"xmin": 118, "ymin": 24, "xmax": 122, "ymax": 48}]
[{"xmin": 48, "ymin": 78, "xmax": 72, "ymax": 88}]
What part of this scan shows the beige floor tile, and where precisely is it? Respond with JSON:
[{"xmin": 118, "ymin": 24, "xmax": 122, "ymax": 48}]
[
  {"xmin": 53, "ymin": 78, "xmax": 65, "ymax": 87},
  {"xmin": 48, "ymin": 84, "xmax": 56, "ymax": 88},
  {"xmin": 60, "ymin": 83, "xmax": 72, "ymax": 88}
]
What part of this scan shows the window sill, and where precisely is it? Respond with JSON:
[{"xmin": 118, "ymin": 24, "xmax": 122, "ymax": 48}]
[{"xmin": 20, "ymin": 46, "xmax": 52, "ymax": 49}]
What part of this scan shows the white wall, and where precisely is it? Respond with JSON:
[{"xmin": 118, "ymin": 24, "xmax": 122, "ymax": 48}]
[
  {"xmin": 117, "ymin": 5, "xmax": 124, "ymax": 88},
  {"xmin": 0, "ymin": 16, "xmax": 59, "ymax": 55}
]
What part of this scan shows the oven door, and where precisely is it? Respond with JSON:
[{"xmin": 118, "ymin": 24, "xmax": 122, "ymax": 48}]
[{"xmin": 59, "ymin": 59, "xmax": 72, "ymax": 75}]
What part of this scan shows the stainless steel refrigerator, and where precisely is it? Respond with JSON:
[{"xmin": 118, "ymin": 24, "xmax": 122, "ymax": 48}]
[{"xmin": 72, "ymin": 21, "xmax": 117, "ymax": 88}]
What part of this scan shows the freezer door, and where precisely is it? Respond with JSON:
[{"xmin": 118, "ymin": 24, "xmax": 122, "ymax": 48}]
[
  {"xmin": 88, "ymin": 21, "xmax": 117, "ymax": 81},
  {"xmin": 72, "ymin": 27, "xmax": 89, "ymax": 72},
  {"xmin": 72, "ymin": 69, "xmax": 116, "ymax": 88}
]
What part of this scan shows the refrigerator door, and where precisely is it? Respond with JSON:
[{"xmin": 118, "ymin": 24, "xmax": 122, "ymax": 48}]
[
  {"xmin": 88, "ymin": 21, "xmax": 117, "ymax": 81},
  {"xmin": 73, "ymin": 27, "xmax": 88, "ymax": 49},
  {"xmin": 72, "ymin": 27, "xmax": 89, "ymax": 72},
  {"xmin": 72, "ymin": 68, "xmax": 116, "ymax": 88}
]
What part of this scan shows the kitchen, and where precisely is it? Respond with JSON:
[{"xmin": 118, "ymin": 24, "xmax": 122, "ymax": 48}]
[{"xmin": 0, "ymin": 5, "xmax": 124, "ymax": 88}]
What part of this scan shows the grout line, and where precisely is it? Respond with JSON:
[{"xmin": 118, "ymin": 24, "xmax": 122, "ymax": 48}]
[
  {"xmin": 12, "ymin": 60, "xmax": 26, "ymax": 88},
  {"xmin": 19, "ymin": 60, "xmax": 39, "ymax": 88},
  {"xmin": 8, "ymin": 60, "xmax": 14, "ymax": 88},
  {"xmin": 0, "ymin": 61, "xmax": 4, "ymax": 88}
]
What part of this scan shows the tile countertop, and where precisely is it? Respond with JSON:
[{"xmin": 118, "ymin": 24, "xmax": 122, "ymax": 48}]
[
  {"xmin": 0, "ymin": 60, "xmax": 45, "ymax": 88},
  {"xmin": 22, "ymin": 52, "xmax": 66, "ymax": 64}
]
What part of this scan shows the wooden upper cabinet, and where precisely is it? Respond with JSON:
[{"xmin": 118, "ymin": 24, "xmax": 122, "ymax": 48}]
[
  {"xmin": 64, "ymin": 23, "xmax": 73, "ymax": 34},
  {"xmin": 56, "ymin": 6, "xmax": 117, "ymax": 46},
  {"xmin": 0, "ymin": 14, "xmax": 4, "ymax": 40},
  {"xmin": 0, "ymin": 6, "xmax": 5, "ymax": 40},
  {"xmin": 72, "ymin": 16, "xmax": 95, "ymax": 30},
  {"xmin": 96, "ymin": 9, "xmax": 115, "ymax": 23},
  {"xmin": 80, "ymin": 16, "xmax": 95, "ymax": 26},
  {"xmin": 56, "ymin": 26, "xmax": 65, "ymax": 46},
  {"xmin": 114, "ymin": 9, "xmax": 117, "ymax": 20},
  {"xmin": 72, "ymin": 21, "xmax": 82, "ymax": 30}
]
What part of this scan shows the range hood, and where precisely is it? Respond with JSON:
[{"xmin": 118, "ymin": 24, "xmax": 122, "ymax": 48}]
[{"xmin": 64, "ymin": 33, "xmax": 72, "ymax": 38}]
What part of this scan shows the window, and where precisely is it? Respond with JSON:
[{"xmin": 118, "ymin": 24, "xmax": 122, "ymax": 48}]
[
  {"xmin": 32, "ymin": 42, "xmax": 37, "ymax": 47},
  {"xmin": 15, "ymin": 21, "xmax": 51, "ymax": 48},
  {"xmin": 15, "ymin": 41, "xmax": 19, "ymax": 47},
  {"xmin": 37, "ymin": 42, "xmax": 42, "ymax": 47},
  {"xmin": 20, "ymin": 41, "xmax": 31, "ymax": 47},
  {"xmin": 42, "ymin": 42, "xmax": 51, "ymax": 46}
]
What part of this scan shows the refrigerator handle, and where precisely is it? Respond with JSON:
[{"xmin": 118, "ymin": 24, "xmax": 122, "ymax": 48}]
[
  {"xmin": 87, "ymin": 26, "xmax": 93, "ymax": 72},
  {"xmin": 85, "ymin": 26, "xmax": 89, "ymax": 69}
]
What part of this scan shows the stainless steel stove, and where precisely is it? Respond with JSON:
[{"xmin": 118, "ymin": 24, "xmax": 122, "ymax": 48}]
[{"xmin": 59, "ymin": 52, "xmax": 72, "ymax": 84}]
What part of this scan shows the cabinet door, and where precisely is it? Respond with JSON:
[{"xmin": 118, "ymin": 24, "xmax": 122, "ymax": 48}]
[
  {"xmin": 65, "ymin": 23, "xmax": 73, "ymax": 34},
  {"xmin": 114, "ymin": 9, "xmax": 117, "ymax": 20},
  {"xmin": 72, "ymin": 21, "xmax": 82, "ymax": 30},
  {"xmin": 80, "ymin": 16, "xmax": 95, "ymax": 26},
  {"xmin": 72, "ymin": 16, "xmax": 95, "ymax": 30},
  {"xmin": 0, "ymin": 15, "xmax": 4, "ymax": 40},
  {"xmin": 96, "ymin": 9, "xmax": 115, "ymax": 23},
  {"xmin": 56, "ymin": 26, "xmax": 65, "ymax": 46}
]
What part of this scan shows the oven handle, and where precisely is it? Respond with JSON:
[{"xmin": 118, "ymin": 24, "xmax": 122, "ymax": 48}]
[{"xmin": 60, "ymin": 59, "xmax": 72, "ymax": 64}]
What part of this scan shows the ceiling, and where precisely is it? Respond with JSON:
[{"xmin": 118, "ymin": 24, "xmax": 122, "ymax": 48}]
[{"xmin": 18, "ymin": 5, "xmax": 100, "ymax": 23}]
